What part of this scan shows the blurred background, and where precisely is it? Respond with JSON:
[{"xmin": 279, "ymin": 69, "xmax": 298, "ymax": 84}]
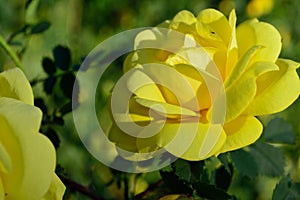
[{"xmin": 0, "ymin": 0, "xmax": 299, "ymax": 199}]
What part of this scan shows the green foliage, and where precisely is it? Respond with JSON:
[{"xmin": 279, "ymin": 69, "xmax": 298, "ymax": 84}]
[
  {"xmin": 193, "ymin": 182, "xmax": 233, "ymax": 200},
  {"xmin": 172, "ymin": 159, "xmax": 192, "ymax": 182},
  {"xmin": 231, "ymin": 149, "xmax": 258, "ymax": 178},
  {"xmin": 214, "ymin": 165, "xmax": 233, "ymax": 190},
  {"xmin": 30, "ymin": 21, "xmax": 51, "ymax": 34},
  {"xmin": 272, "ymin": 176, "xmax": 300, "ymax": 200},
  {"xmin": 53, "ymin": 45, "xmax": 71, "ymax": 71},
  {"xmin": 42, "ymin": 57, "xmax": 56, "ymax": 75},
  {"xmin": 249, "ymin": 142, "xmax": 285, "ymax": 177},
  {"xmin": 263, "ymin": 117, "xmax": 296, "ymax": 144}
]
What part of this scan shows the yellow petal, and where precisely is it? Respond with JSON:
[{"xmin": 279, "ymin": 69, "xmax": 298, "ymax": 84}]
[
  {"xmin": 195, "ymin": 9, "xmax": 231, "ymax": 78},
  {"xmin": 159, "ymin": 194, "xmax": 181, "ymax": 200},
  {"xmin": 127, "ymin": 68, "xmax": 165, "ymax": 102},
  {"xmin": 141, "ymin": 63, "xmax": 198, "ymax": 110},
  {"xmin": 109, "ymin": 121, "xmax": 139, "ymax": 152},
  {"xmin": 167, "ymin": 47, "xmax": 216, "ymax": 70},
  {"xmin": 225, "ymin": 10, "xmax": 239, "ymax": 77},
  {"xmin": 0, "ymin": 97, "xmax": 56, "ymax": 199},
  {"xmin": 161, "ymin": 123, "xmax": 226, "ymax": 161},
  {"xmin": 173, "ymin": 64, "xmax": 203, "ymax": 95},
  {"xmin": 0, "ymin": 178, "xmax": 4, "ymax": 200},
  {"xmin": 218, "ymin": 116, "xmax": 263, "ymax": 153},
  {"xmin": 123, "ymin": 52, "xmax": 137, "ymax": 73},
  {"xmin": 113, "ymin": 121, "xmax": 226, "ymax": 161},
  {"xmin": 134, "ymin": 29, "xmax": 157, "ymax": 50},
  {"xmin": 135, "ymin": 97, "xmax": 199, "ymax": 118},
  {"xmin": 225, "ymin": 45, "xmax": 263, "ymax": 87},
  {"xmin": 0, "ymin": 68, "xmax": 33, "ymax": 105},
  {"xmin": 114, "ymin": 113, "xmax": 153, "ymax": 123},
  {"xmin": 225, "ymin": 61, "xmax": 278, "ymax": 122},
  {"xmin": 174, "ymin": 63, "xmax": 223, "ymax": 111},
  {"xmin": 247, "ymin": 0, "xmax": 274, "ymax": 18},
  {"xmin": 42, "ymin": 174, "xmax": 66, "ymax": 200},
  {"xmin": 133, "ymin": 28, "xmax": 185, "ymax": 58},
  {"xmin": 236, "ymin": 18, "xmax": 282, "ymax": 63},
  {"xmin": 112, "ymin": 67, "xmax": 163, "ymax": 131},
  {"xmin": 244, "ymin": 59, "xmax": 300, "ymax": 115},
  {"xmin": 171, "ymin": 10, "xmax": 196, "ymax": 26},
  {"xmin": 0, "ymin": 142, "xmax": 12, "ymax": 173},
  {"xmin": 128, "ymin": 97, "xmax": 153, "ymax": 122},
  {"xmin": 197, "ymin": 9, "xmax": 232, "ymax": 45},
  {"xmin": 170, "ymin": 10, "xmax": 197, "ymax": 34}
]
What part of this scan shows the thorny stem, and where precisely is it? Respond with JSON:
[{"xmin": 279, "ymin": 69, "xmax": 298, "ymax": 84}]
[
  {"xmin": 0, "ymin": 33, "xmax": 23, "ymax": 70},
  {"xmin": 59, "ymin": 175, "xmax": 105, "ymax": 200}
]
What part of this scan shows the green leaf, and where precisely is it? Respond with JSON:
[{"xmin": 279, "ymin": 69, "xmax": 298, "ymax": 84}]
[
  {"xmin": 43, "ymin": 76, "xmax": 57, "ymax": 95},
  {"xmin": 230, "ymin": 149, "xmax": 258, "ymax": 178},
  {"xmin": 215, "ymin": 165, "xmax": 233, "ymax": 190},
  {"xmin": 263, "ymin": 117, "xmax": 296, "ymax": 144},
  {"xmin": 60, "ymin": 73, "xmax": 75, "ymax": 99},
  {"xmin": 30, "ymin": 21, "xmax": 51, "ymax": 34},
  {"xmin": 25, "ymin": 0, "xmax": 33, "ymax": 9},
  {"xmin": 59, "ymin": 101, "xmax": 72, "ymax": 115},
  {"xmin": 53, "ymin": 45, "xmax": 71, "ymax": 70},
  {"xmin": 173, "ymin": 159, "xmax": 191, "ymax": 182},
  {"xmin": 189, "ymin": 161, "xmax": 207, "ymax": 183},
  {"xmin": 193, "ymin": 182, "xmax": 233, "ymax": 200},
  {"xmin": 159, "ymin": 171, "xmax": 193, "ymax": 195},
  {"xmin": 42, "ymin": 57, "xmax": 56, "ymax": 75},
  {"xmin": 218, "ymin": 153, "xmax": 232, "ymax": 175},
  {"xmin": 272, "ymin": 176, "xmax": 300, "ymax": 200},
  {"xmin": 53, "ymin": 115, "xmax": 64, "ymax": 126},
  {"xmin": 249, "ymin": 142, "xmax": 284, "ymax": 177}
]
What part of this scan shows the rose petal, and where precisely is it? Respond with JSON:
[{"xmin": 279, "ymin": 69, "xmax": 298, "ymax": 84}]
[
  {"xmin": 225, "ymin": 61, "xmax": 278, "ymax": 122},
  {"xmin": 236, "ymin": 18, "xmax": 282, "ymax": 63},
  {"xmin": 0, "ymin": 68, "xmax": 33, "ymax": 105},
  {"xmin": 0, "ymin": 178, "xmax": 4, "ymax": 200},
  {"xmin": 108, "ymin": 122, "xmax": 139, "ymax": 152},
  {"xmin": 170, "ymin": 10, "xmax": 197, "ymax": 36},
  {"xmin": 225, "ymin": 45, "xmax": 263, "ymax": 87},
  {"xmin": 135, "ymin": 97, "xmax": 199, "ymax": 118},
  {"xmin": 218, "ymin": 116, "xmax": 263, "ymax": 153},
  {"xmin": 0, "ymin": 97, "xmax": 55, "ymax": 199},
  {"xmin": 197, "ymin": 9, "xmax": 232, "ymax": 45},
  {"xmin": 127, "ymin": 68, "xmax": 166, "ymax": 102},
  {"xmin": 141, "ymin": 63, "xmax": 198, "ymax": 110},
  {"xmin": 244, "ymin": 59, "xmax": 300, "ymax": 115},
  {"xmin": 160, "ymin": 122, "xmax": 226, "ymax": 161},
  {"xmin": 225, "ymin": 10, "xmax": 239, "ymax": 77},
  {"xmin": 42, "ymin": 174, "xmax": 66, "ymax": 200},
  {"xmin": 171, "ymin": 10, "xmax": 196, "ymax": 26},
  {"xmin": 0, "ymin": 142, "xmax": 12, "ymax": 173}
]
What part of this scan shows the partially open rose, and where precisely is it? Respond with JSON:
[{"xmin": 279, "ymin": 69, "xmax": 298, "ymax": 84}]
[
  {"xmin": 0, "ymin": 68, "xmax": 65, "ymax": 199},
  {"xmin": 108, "ymin": 9, "xmax": 299, "ymax": 161}
]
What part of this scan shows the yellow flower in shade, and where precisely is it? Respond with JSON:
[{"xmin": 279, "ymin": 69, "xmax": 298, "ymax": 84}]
[
  {"xmin": 247, "ymin": 0, "xmax": 274, "ymax": 18},
  {"xmin": 108, "ymin": 9, "xmax": 300, "ymax": 161},
  {"xmin": 0, "ymin": 68, "xmax": 65, "ymax": 199}
]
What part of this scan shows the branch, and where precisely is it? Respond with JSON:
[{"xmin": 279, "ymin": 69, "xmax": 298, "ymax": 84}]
[
  {"xmin": 58, "ymin": 175, "xmax": 106, "ymax": 200},
  {"xmin": 0, "ymin": 33, "xmax": 23, "ymax": 70}
]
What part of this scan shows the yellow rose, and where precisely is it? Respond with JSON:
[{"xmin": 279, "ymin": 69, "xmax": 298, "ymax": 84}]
[
  {"xmin": 108, "ymin": 9, "xmax": 299, "ymax": 161},
  {"xmin": 247, "ymin": 0, "xmax": 274, "ymax": 18},
  {"xmin": 0, "ymin": 68, "xmax": 65, "ymax": 199}
]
